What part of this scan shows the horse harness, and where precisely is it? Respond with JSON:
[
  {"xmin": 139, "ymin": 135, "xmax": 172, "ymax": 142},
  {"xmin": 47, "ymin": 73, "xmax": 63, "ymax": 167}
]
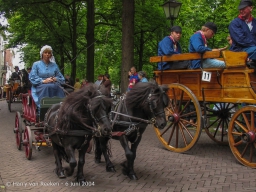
[
  {"xmin": 45, "ymin": 94, "xmax": 108, "ymax": 149},
  {"xmin": 111, "ymin": 91, "xmax": 164, "ymax": 144}
]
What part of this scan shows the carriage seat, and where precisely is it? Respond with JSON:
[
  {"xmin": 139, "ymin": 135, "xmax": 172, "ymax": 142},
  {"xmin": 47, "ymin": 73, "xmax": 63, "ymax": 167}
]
[
  {"xmin": 40, "ymin": 97, "xmax": 64, "ymax": 122},
  {"xmin": 150, "ymin": 50, "xmax": 248, "ymax": 69}
]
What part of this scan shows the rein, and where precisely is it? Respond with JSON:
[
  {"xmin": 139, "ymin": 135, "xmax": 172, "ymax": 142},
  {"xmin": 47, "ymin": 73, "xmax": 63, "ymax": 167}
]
[
  {"xmin": 111, "ymin": 89, "xmax": 164, "ymax": 143},
  {"xmin": 111, "ymin": 111, "xmax": 153, "ymax": 124},
  {"xmin": 47, "ymin": 93, "xmax": 108, "ymax": 138}
]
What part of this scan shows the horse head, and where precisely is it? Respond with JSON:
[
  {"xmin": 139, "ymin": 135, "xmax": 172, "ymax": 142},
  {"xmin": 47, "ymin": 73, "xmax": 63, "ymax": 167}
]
[
  {"xmin": 52, "ymin": 83, "xmax": 112, "ymax": 137},
  {"xmin": 87, "ymin": 94, "xmax": 112, "ymax": 137},
  {"xmin": 126, "ymin": 81, "xmax": 169, "ymax": 129}
]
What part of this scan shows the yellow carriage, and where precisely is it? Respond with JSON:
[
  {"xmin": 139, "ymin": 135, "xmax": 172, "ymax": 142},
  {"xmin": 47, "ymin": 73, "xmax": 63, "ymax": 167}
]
[{"xmin": 150, "ymin": 50, "xmax": 256, "ymax": 168}]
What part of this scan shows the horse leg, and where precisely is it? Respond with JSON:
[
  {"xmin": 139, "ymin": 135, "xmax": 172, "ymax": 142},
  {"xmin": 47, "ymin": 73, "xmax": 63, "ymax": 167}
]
[
  {"xmin": 52, "ymin": 142, "xmax": 66, "ymax": 178},
  {"xmin": 76, "ymin": 145, "xmax": 87, "ymax": 183},
  {"xmin": 64, "ymin": 145, "xmax": 77, "ymax": 177},
  {"xmin": 94, "ymin": 137, "xmax": 102, "ymax": 163},
  {"xmin": 99, "ymin": 137, "xmax": 115, "ymax": 172},
  {"xmin": 119, "ymin": 135, "xmax": 141, "ymax": 180}
]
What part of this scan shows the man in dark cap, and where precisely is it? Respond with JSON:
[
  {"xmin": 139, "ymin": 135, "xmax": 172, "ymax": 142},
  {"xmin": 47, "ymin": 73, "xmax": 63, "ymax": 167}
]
[
  {"xmin": 229, "ymin": 0, "xmax": 256, "ymax": 66},
  {"xmin": 11, "ymin": 66, "xmax": 21, "ymax": 81},
  {"xmin": 158, "ymin": 26, "xmax": 190, "ymax": 70},
  {"xmin": 189, "ymin": 22, "xmax": 226, "ymax": 69}
]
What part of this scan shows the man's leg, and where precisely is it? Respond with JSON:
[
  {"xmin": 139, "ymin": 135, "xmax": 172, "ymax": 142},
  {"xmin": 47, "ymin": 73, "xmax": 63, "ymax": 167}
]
[
  {"xmin": 243, "ymin": 47, "xmax": 256, "ymax": 61},
  {"xmin": 202, "ymin": 59, "xmax": 225, "ymax": 68}
]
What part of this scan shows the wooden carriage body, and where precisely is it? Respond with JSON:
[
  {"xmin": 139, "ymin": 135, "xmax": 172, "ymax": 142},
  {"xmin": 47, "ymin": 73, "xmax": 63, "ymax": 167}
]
[
  {"xmin": 150, "ymin": 50, "xmax": 256, "ymax": 168},
  {"xmin": 152, "ymin": 50, "xmax": 256, "ymax": 104}
]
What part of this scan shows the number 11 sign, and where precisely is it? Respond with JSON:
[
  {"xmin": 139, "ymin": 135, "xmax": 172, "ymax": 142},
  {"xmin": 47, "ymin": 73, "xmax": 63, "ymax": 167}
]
[{"xmin": 201, "ymin": 71, "xmax": 212, "ymax": 82}]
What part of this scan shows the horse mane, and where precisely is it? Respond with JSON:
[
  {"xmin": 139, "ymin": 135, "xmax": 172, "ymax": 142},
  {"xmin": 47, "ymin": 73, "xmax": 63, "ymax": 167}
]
[
  {"xmin": 126, "ymin": 82, "xmax": 160, "ymax": 108},
  {"xmin": 56, "ymin": 83, "xmax": 112, "ymax": 132}
]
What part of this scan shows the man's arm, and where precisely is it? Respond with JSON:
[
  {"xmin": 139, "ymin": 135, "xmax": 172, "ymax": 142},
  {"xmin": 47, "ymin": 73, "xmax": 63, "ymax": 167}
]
[{"xmin": 229, "ymin": 19, "xmax": 255, "ymax": 47}]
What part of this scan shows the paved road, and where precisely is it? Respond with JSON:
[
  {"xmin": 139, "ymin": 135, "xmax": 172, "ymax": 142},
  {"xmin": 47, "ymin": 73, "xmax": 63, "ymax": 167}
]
[{"xmin": 0, "ymin": 100, "xmax": 256, "ymax": 192}]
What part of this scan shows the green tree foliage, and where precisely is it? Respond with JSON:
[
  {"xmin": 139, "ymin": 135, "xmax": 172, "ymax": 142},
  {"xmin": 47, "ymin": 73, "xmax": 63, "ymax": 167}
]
[{"xmin": 0, "ymin": 0, "xmax": 254, "ymax": 90}]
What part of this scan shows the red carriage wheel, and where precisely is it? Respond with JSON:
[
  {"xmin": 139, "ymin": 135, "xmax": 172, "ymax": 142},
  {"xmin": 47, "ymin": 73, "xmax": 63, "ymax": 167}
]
[
  {"xmin": 14, "ymin": 112, "xmax": 23, "ymax": 150},
  {"xmin": 23, "ymin": 126, "xmax": 33, "ymax": 160}
]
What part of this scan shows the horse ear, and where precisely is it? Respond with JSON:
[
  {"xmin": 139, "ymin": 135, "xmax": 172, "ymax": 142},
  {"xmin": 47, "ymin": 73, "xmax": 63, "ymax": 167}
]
[
  {"xmin": 161, "ymin": 84, "xmax": 169, "ymax": 93},
  {"xmin": 148, "ymin": 79, "xmax": 158, "ymax": 85}
]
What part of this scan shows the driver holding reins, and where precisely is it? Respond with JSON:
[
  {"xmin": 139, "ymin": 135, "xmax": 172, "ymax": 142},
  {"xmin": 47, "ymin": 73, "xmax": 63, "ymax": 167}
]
[{"xmin": 29, "ymin": 45, "xmax": 65, "ymax": 108}]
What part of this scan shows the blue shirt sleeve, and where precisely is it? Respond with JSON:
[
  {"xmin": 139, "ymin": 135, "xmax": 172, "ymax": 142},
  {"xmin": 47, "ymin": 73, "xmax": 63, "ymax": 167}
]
[
  {"xmin": 29, "ymin": 61, "xmax": 65, "ymax": 85},
  {"xmin": 158, "ymin": 36, "xmax": 181, "ymax": 56},
  {"xmin": 229, "ymin": 18, "xmax": 256, "ymax": 50},
  {"xmin": 189, "ymin": 33, "xmax": 212, "ymax": 53}
]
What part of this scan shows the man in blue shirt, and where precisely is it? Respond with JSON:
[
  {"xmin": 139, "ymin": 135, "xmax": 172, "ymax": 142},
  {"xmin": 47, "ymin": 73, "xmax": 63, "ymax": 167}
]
[
  {"xmin": 229, "ymin": 0, "xmax": 256, "ymax": 65},
  {"xmin": 189, "ymin": 22, "xmax": 226, "ymax": 69},
  {"xmin": 158, "ymin": 26, "xmax": 190, "ymax": 70}
]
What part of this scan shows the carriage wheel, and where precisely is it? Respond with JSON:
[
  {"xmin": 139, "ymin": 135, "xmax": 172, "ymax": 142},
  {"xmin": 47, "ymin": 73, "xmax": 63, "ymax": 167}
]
[
  {"xmin": 23, "ymin": 126, "xmax": 32, "ymax": 160},
  {"xmin": 8, "ymin": 90, "xmax": 12, "ymax": 112},
  {"xmin": 154, "ymin": 83, "xmax": 202, "ymax": 153},
  {"xmin": 203, "ymin": 103, "xmax": 238, "ymax": 145},
  {"xmin": 14, "ymin": 112, "xmax": 23, "ymax": 150},
  {"xmin": 228, "ymin": 105, "xmax": 256, "ymax": 168}
]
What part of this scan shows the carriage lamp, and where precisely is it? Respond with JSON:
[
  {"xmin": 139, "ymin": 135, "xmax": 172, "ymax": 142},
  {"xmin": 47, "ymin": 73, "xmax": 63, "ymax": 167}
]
[{"xmin": 162, "ymin": 0, "xmax": 182, "ymax": 27}]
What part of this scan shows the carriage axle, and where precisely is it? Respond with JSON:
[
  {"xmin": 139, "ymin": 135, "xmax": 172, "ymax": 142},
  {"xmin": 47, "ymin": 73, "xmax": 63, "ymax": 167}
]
[{"xmin": 241, "ymin": 131, "xmax": 256, "ymax": 144}]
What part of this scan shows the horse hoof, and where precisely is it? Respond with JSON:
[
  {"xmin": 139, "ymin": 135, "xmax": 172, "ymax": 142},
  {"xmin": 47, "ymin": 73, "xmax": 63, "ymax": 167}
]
[
  {"xmin": 106, "ymin": 167, "xmax": 116, "ymax": 172},
  {"xmin": 128, "ymin": 174, "xmax": 138, "ymax": 180},
  {"xmin": 54, "ymin": 169, "xmax": 66, "ymax": 178},
  {"xmin": 95, "ymin": 159, "xmax": 101, "ymax": 164},
  {"xmin": 77, "ymin": 179, "xmax": 85, "ymax": 185},
  {"xmin": 58, "ymin": 171, "xmax": 66, "ymax": 178}
]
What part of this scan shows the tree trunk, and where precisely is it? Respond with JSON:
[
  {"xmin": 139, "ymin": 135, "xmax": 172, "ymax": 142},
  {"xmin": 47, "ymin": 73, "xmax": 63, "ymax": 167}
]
[
  {"xmin": 121, "ymin": 0, "xmax": 134, "ymax": 93},
  {"xmin": 71, "ymin": 1, "xmax": 77, "ymax": 80},
  {"xmin": 86, "ymin": 0, "xmax": 95, "ymax": 83}
]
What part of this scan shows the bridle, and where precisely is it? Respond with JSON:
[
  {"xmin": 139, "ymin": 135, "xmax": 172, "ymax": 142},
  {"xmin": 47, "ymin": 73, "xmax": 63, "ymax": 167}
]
[
  {"xmin": 87, "ymin": 94, "xmax": 110, "ymax": 137},
  {"xmin": 111, "ymin": 88, "xmax": 166, "ymax": 126},
  {"xmin": 147, "ymin": 91, "xmax": 166, "ymax": 125},
  {"xmin": 46, "ymin": 93, "xmax": 110, "ymax": 137}
]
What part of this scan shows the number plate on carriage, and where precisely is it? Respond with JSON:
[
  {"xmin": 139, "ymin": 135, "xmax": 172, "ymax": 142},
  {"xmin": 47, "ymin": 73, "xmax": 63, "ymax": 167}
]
[{"xmin": 201, "ymin": 71, "xmax": 212, "ymax": 82}]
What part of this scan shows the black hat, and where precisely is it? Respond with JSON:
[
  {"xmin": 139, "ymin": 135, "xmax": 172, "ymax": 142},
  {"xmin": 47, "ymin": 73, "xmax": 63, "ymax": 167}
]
[
  {"xmin": 204, "ymin": 22, "xmax": 217, "ymax": 34},
  {"xmin": 104, "ymin": 73, "xmax": 110, "ymax": 79},
  {"xmin": 27, "ymin": 67, "xmax": 32, "ymax": 70},
  {"xmin": 170, "ymin": 26, "xmax": 182, "ymax": 33},
  {"xmin": 238, "ymin": 0, "xmax": 253, "ymax": 10},
  {"xmin": 14, "ymin": 66, "xmax": 19, "ymax": 69}
]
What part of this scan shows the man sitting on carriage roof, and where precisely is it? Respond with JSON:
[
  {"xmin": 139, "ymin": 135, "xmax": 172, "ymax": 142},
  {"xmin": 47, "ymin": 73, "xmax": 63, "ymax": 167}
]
[
  {"xmin": 229, "ymin": 0, "xmax": 256, "ymax": 66},
  {"xmin": 158, "ymin": 26, "xmax": 190, "ymax": 70},
  {"xmin": 189, "ymin": 22, "xmax": 226, "ymax": 69},
  {"xmin": 29, "ymin": 45, "xmax": 65, "ymax": 107}
]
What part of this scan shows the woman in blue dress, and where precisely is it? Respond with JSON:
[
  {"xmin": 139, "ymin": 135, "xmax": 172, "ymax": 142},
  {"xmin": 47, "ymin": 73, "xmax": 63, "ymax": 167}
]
[{"xmin": 29, "ymin": 45, "xmax": 65, "ymax": 107}]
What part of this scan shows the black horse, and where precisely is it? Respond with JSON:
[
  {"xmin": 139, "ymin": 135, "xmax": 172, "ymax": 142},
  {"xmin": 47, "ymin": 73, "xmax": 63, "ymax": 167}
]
[
  {"xmin": 94, "ymin": 82, "xmax": 169, "ymax": 180},
  {"xmin": 44, "ymin": 83, "xmax": 112, "ymax": 183}
]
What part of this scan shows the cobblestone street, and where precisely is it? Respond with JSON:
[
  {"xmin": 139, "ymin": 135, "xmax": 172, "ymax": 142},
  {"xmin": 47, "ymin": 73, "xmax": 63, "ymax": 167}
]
[{"xmin": 0, "ymin": 100, "xmax": 255, "ymax": 192}]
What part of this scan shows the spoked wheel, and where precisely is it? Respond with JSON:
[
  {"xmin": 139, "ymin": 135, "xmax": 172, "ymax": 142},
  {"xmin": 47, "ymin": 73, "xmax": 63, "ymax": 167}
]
[
  {"xmin": 203, "ymin": 103, "xmax": 238, "ymax": 145},
  {"xmin": 23, "ymin": 126, "xmax": 32, "ymax": 160},
  {"xmin": 8, "ymin": 90, "xmax": 12, "ymax": 112},
  {"xmin": 228, "ymin": 105, "xmax": 256, "ymax": 168},
  {"xmin": 14, "ymin": 111, "xmax": 23, "ymax": 150},
  {"xmin": 154, "ymin": 83, "xmax": 202, "ymax": 153}
]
